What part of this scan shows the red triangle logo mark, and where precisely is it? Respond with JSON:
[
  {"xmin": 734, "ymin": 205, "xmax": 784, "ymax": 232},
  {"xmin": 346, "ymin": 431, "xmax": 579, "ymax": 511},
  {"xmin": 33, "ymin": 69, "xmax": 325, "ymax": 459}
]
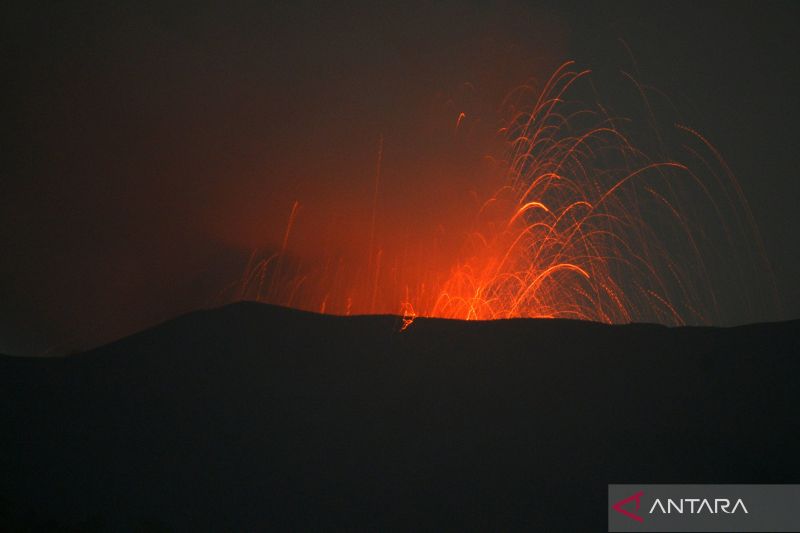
[{"xmin": 612, "ymin": 491, "xmax": 644, "ymax": 523}]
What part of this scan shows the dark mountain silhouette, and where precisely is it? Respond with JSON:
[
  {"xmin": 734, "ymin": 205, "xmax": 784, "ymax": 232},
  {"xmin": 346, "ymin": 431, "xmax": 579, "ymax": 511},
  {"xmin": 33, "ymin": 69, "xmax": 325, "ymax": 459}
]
[{"xmin": 1, "ymin": 302, "xmax": 798, "ymax": 531}]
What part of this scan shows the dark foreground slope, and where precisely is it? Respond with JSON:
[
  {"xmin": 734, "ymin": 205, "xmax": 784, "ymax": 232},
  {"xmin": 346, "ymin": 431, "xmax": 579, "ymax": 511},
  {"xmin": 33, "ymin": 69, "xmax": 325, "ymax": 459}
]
[{"xmin": 1, "ymin": 303, "xmax": 798, "ymax": 531}]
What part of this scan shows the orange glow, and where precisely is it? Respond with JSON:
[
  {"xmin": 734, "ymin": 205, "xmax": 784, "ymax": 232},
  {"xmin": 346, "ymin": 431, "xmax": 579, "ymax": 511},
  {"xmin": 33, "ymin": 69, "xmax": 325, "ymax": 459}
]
[{"xmin": 232, "ymin": 62, "xmax": 769, "ymax": 326}]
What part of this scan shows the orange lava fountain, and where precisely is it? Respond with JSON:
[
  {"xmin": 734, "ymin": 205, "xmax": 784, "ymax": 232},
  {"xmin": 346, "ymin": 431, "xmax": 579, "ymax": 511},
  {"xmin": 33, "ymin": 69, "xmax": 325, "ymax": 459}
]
[{"xmin": 235, "ymin": 61, "xmax": 771, "ymax": 327}]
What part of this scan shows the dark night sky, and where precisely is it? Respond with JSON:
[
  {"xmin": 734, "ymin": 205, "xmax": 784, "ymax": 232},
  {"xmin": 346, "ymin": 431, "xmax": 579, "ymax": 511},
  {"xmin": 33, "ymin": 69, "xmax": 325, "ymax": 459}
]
[{"xmin": 2, "ymin": 1, "xmax": 798, "ymax": 355}]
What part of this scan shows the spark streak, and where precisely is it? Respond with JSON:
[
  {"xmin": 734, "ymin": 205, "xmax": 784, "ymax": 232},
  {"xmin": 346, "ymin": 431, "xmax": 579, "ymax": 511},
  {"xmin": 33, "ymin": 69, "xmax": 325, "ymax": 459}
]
[{"xmin": 235, "ymin": 62, "xmax": 774, "ymax": 326}]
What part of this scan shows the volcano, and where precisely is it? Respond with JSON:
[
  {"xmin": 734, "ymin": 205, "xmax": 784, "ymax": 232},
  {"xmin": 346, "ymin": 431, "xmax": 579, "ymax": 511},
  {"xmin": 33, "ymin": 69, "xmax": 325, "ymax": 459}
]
[{"xmin": 1, "ymin": 302, "xmax": 798, "ymax": 530}]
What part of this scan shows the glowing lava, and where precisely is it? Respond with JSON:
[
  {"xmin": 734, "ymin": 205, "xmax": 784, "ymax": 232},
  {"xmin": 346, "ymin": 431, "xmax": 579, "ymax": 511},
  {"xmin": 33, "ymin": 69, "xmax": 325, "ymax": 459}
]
[{"xmin": 235, "ymin": 61, "xmax": 772, "ymax": 327}]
